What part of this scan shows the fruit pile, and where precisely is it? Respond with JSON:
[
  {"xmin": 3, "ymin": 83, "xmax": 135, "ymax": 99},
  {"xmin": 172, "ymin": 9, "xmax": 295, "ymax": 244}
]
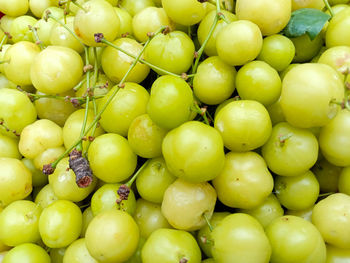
[{"xmin": 0, "ymin": 0, "xmax": 350, "ymax": 262}]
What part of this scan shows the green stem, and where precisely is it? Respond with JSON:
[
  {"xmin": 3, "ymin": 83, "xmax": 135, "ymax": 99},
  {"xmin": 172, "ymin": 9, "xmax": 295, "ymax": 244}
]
[
  {"xmin": 323, "ymin": 0, "xmax": 334, "ymax": 17},
  {"xmin": 48, "ymin": 26, "xmax": 162, "ymax": 170},
  {"xmin": 29, "ymin": 26, "xmax": 45, "ymax": 50},
  {"xmin": 16, "ymin": 86, "xmax": 103, "ymax": 102},
  {"xmin": 192, "ymin": 103, "xmax": 210, "ymax": 125},
  {"xmin": 0, "ymin": 34, "xmax": 8, "ymax": 51},
  {"xmin": 125, "ymin": 160, "xmax": 149, "ymax": 188},
  {"xmin": 73, "ymin": 78, "xmax": 87, "ymax": 92},
  {"xmin": 191, "ymin": 0, "xmax": 223, "ymax": 77},
  {"xmin": 77, "ymin": 47, "xmax": 91, "ymax": 152},
  {"xmin": 83, "ymin": 47, "xmax": 99, "ymax": 157},
  {"xmin": 203, "ymin": 213, "xmax": 213, "ymax": 232}
]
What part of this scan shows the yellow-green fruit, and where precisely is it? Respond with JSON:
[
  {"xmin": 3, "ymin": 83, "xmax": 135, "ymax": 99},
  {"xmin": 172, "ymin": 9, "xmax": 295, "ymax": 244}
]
[{"xmin": 236, "ymin": 0, "xmax": 291, "ymax": 36}]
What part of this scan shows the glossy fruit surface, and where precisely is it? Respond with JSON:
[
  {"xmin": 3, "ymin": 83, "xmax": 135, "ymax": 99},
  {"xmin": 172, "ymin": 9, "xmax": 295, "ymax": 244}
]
[
  {"xmin": 162, "ymin": 121, "xmax": 225, "ymax": 182},
  {"xmin": 141, "ymin": 228, "xmax": 201, "ymax": 263},
  {"xmin": 266, "ymin": 215, "xmax": 326, "ymax": 263},
  {"xmin": 30, "ymin": 46, "xmax": 84, "ymax": 94},
  {"xmin": 39, "ymin": 200, "xmax": 82, "ymax": 248},
  {"xmin": 236, "ymin": 0, "xmax": 291, "ymax": 36},
  {"xmin": 211, "ymin": 213, "xmax": 271, "ymax": 263},
  {"xmin": 280, "ymin": 63, "xmax": 344, "ymax": 128},
  {"xmin": 216, "ymin": 20, "xmax": 263, "ymax": 66},
  {"xmin": 213, "ymin": 151, "xmax": 273, "ymax": 209},
  {"xmin": 214, "ymin": 100, "xmax": 272, "ymax": 152},
  {"xmin": 85, "ymin": 209, "xmax": 139, "ymax": 263}
]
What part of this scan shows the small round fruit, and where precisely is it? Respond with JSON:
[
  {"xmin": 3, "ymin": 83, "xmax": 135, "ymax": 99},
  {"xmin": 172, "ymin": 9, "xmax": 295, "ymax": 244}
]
[
  {"xmin": 280, "ymin": 63, "xmax": 344, "ymax": 128},
  {"xmin": 162, "ymin": 121, "xmax": 225, "ymax": 182},
  {"xmin": 34, "ymin": 184, "xmax": 58, "ymax": 209},
  {"xmin": 63, "ymin": 109, "xmax": 104, "ymax": 150},
  {"xmin": 141, "ymin": 228, "xmax": 201, "ymax": 263},
  {"xmin": 74, "ymin": 0, "xmax": 120, "ymax": 46},
  {"xmin": 30, "ymin": 45, "xmax": 84, "ymax": 94},
  {"xmin": 144, "ymin": 31, "xmax": 195, "ymax": 75},
  {"xmin": 134, "ymin": 199, "xmax": 172, "ymax": 238},
  {"xmin": 63, "ymin": 238, "xmax": 98, "ymax": 263},
  {"xmin": 132, "ymin": 7, "xmax": 172, "ymax": 43},
  {"xmin": 261, "ymin": 122, "xmax": 319, "ymax": 176},
  {"xmin": 211, "ymin": 213, "xmax": 271, "ymax": 263},
  {"xmin": 257, "ymin": 34, "xmax": 295, "ymax": 71},
  {"xmin": 0, "ymin": 200, "xmax": 42, "ymax": 246},
  {"xmin": 318, "ymin": 46, "xmax": 350, "ymax": 79},
  {"xmin": 0, "ymin": 88, "xmax": 37, "ymax": 138},
  {"xmin": 98, "ymin": 82, "xmax": 149, "ymax": 136},
  {"xmin": 312, "ymin": 159, "xmax": 341, "ymax": 193},
  {"xmin": 161, "ymin": 0, "xmax": 206, "ymax": 26},
  {"xmin": 2, "ymin": 243, "xmax": 50, "ymax": 263},
  {"xmin": 85, "ymin": 209, "xmax": 139, "ymax": 263},
  {"xmin": 193, "ymin": 56, "xmax": 236, "ymax": 105},
  {"xmin": 326, "ymin": 8, "xmax": 350, "ymax": 47},
  {"xmin": 275, "ymin": 171, "xmax": 319, "ymax": 210},
  {"xmin": 50, "ymin": 16, "xmax": 84, "ymax": 53},
  {"xmin": 91, "ymin": 183, "xmax": 136, "ymax": 216},
  {"xmin": 136, "ymin": 157, "xmax": 176, "ymax": 204},
  {"xmin": 214, "ymin": 100, "xmax": 272, "ymax": 152},
  {"xmin": 0, "ymin": 158, "xmax": 32, "ymax": 208},
  {"xmin": 238, "ymin": 194, "xmax": 284, "ymax": 228},
  {"xmin": 236, "ymin": 0, "xmax": 291, "ymax": 35},
  {"xmin": 147, "ymin": 75, "xmax": 193, "ymax": 130},
  {"xmin": 216, "ymin": 20, "xmax": 263, "ymax": 66},
  {"xmin": 114, "ymin": 7, "xmax": 133, "ymax": 37},
  {"xmin": 213, "ymin": 151, "xmax": 274, "ymax": 209},
  {"xmin": 319, "ymin": 109, "xmax": 350, "ymax": 166},
  {"xmin": 291, "ymin": 33, "xmax": 324, "ymax": 63},
  {"xmin": 326, "ymin": 245, "xmax": 350, "ymax": 263},
  {"xmin": 101, "ymin": 38, "xmax": 150, "ymax": 84},
  {"xmin": 266, "ymin": 215, "xmax": 326, "ymax": 263},
  {"xmin": 19, "ymin": 119, "xmax": 63, "ymax": 159},
  {"xmin": 3, "ymin": 41, "xmax": 40, "ymax": 86},
  {"xmin": 0, "ymin": 134, "xmax": 21, "ymax": 159},
  {"xmin": 0, "ymin": 0, "xmax": 29, "ymax": 16},
  {"xmin": 127, "ymin": 114, "xmax": 167, "ymax": 158},
  {"xmin": 292, "ymin": 0, "xmax": 325, "ymax": 10},
  {"xmin": 197, "ymin": 212, "xmax": 230, "ymax": 258},
  {"xmin": 236, "ymin": 60, "xmax": 281, "ymax": 106},
  {"xmin": 161, "ymin": 178, "xmax": 217, "ymax": 231},
  {"xmin": 120, "ymin": 0, "xmax": 155, "ymax": 16},
  {"xmin": 49, "ymin": 157, "xmax": 97, "ymax": 202},
  {"xmin": 39, "ymin": 200, "xmax": 82, "ymax": 248},
  {"xmin": 88, "ymin": 133, "xmax": 137, "ymax": 183},
  {"xmin": 312, "ymin": 193, "xmax": 350, "ymax": 248},
  {"xmin": 197, "ymin": 10, "xmax": 237, "ymax": 56},
  {"xmin": 338, "ymin": 167, "xmax": 350, "ymax": 195},
  {"xmin": 9, "ymin": 16, "xmax": 37, "ymax": 43}
]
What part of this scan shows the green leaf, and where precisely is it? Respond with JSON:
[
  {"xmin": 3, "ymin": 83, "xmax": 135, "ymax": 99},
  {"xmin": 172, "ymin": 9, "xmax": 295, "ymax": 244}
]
[{"xmin": 282, "ymin": 8, "xmax": 331, "ymax": 40}]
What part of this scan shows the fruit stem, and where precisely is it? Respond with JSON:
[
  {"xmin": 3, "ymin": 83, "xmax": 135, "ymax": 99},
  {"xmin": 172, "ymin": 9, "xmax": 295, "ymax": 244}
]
[
  {"xmin": 323, "ymin": 0, "xmax": 334, "ymax": 17},
  {"xmin": 0, "ymin": 34, "xmax": 7, "ymax": 51},
  {"xmin": 45, "ymin": 26, "xmax": 162, "ymax": 172},
  {"xmin": 278, "ymin": 133, "xmax": 293, "ymax": 147},
  {"xmin": 16, "ymin": 86, "xmax": 103, "ymax": 104},
  {"xmin": 125, "ymin": 160, "xmax": 149, "ymax": 188},
  {"xmin": 203, "ymin": 213, "xmax": 214, "ymax": 232},
  {"xmin": 29, "ymin": 25, "xmax": 45, "ymax": 50},
  {"xmin": 0, "ymin": 118, "xmax": 20, "ymax": 137},
  {"xmin": 318, "ymin": 192, "xmax": 335, "ymax": 197},
  {"xmin": 192, "ymin": 102, "xmax": 210, "ymax": 125},
  {"xmin": 83, "ymin": 47, "xmax": 100, "ymax": 157},
  {"xmin": 191, "ymin": 0, "xmax": 223, "ymax": 77},
  {"xmin": 77, "ymin": 47, "xmax": 92, "ymax": 152}
]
